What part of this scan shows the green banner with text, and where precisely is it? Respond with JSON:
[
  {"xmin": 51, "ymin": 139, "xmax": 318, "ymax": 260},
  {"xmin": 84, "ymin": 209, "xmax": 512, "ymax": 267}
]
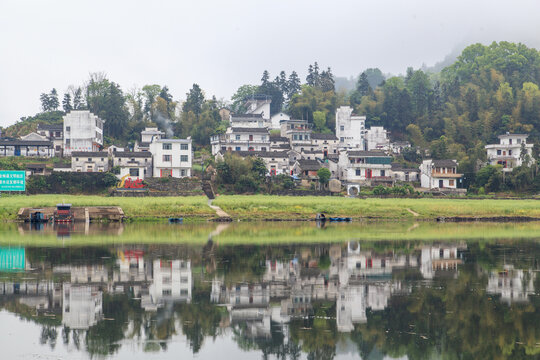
[{"xmin": 0, "ymin": 170, "xmax": 26, "ymax": 191}]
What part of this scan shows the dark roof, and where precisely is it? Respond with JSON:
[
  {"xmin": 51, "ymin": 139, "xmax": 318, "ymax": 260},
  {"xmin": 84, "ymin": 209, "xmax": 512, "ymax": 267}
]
[
  {"xmin": 391, "ymin": 163, "xmax": 418, "ymax": 172},
  {"xmin": 112, "ymin": 151, "xmax": 152, "ymax": 158},
  {"xmin": 0, "ymin": 140, "xmax": 53, "ymax": 146},
  {"xmin": 432, "ymin": 159, "xmax": 458, "ymax": 167},
  {"xmin": 219, "ymin": 150, "xmax": 288, "ymax": 158},
  {"xmin": 301, "ymin": 150, "xmax": 321, "ymax": 154},
  {"xmin": 26, "ymin": 163, "xmax": 46, "ymax": 169},
  {"xmin": 231, "ymin": 113, "xmax": 264, "ymax": 119},
  {"xmin": 138, "ymin": 142, "xmax": 150, "ymax": 147},
  {"xmin": 311, "ymin": 133, "xmax": 338, "ymax": 140},
  {"xmin": 71, "ymin": 151, "xmax": 108, "ymax": 157},
  {"xmin": 243, "ymin": 94, "xmax": 272, "ymax": 102},
  {"xmin": 296, "ymin": 159, "xmax": 322, "ymax": 171},
  {"xmin": 53, "ymin": 163, "xmax": 71, "ymax": 168},
  {"xmin": 348, "ymin": 150, "xmax": 389, "ymax": 157},
  {"xmin": 276, "ymin": 144, "xmax": 291, "ymax": 149},
  {"xmin": 37, "ymin": 124, "xmax": 63, "ymax": 131},
  {"xmin": 270, "ymin": 135, "xmax": 289, "ymax": 142},
  {"xmin": 231, "ymin": 127, "xmax": 269, "ymax": 133}
]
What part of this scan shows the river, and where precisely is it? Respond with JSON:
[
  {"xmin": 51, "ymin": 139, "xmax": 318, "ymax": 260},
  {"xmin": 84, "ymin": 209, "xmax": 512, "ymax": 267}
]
[{"xmin": 0, "ymin": 221, "xmax": 539, "ymax": 359}]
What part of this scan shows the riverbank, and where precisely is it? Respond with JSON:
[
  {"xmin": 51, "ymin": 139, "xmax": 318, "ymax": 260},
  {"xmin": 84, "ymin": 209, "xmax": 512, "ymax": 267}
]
[{"xmin": 1, "ymin": 194, "xmax": 540, "ymax": 222}]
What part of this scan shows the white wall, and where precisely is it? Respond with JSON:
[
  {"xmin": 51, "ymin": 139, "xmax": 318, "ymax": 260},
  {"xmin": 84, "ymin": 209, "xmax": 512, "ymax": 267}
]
[{"xmin": 150, "ymin": 139, "xmax": 192, "ymax": 178}]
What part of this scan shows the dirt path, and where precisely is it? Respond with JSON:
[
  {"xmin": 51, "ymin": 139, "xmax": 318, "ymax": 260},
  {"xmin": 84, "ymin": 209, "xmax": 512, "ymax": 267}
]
[
  {"xmin": 406, "ymin": 208, "xmax": 420, "ymax": 217},
  {"xmin": 208, "ymin": 199, "xmax": 231, "ymax": 219}
]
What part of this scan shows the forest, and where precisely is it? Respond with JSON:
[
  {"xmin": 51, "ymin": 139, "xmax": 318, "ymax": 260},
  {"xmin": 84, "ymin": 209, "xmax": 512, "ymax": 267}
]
[{"xmin": 2, "ymin": 41, "xmax": 540, "ymax": 191}]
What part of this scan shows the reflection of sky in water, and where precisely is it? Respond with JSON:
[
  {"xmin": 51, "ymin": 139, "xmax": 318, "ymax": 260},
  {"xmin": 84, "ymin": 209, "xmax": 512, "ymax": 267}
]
[{"xmin": 0, "ymin": 223, "xmax": 538, "ymax": 359}]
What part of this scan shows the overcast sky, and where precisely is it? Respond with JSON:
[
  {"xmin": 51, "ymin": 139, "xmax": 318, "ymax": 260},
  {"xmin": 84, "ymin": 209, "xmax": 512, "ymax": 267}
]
[{"xmin": 1, "ymin": 0, "xmax": 540, "ymax": 128}]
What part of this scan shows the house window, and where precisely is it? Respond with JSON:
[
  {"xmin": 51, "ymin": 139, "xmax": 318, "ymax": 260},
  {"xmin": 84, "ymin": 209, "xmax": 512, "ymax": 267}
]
[
  {"xmin": 181, "ymin": 169, "xmax": 186, "ymax": 177},
  {"xmin": 235, "ymin": 135, "xmax": 241, "ymax": 140},
  {"xmin": 66, "ymin": 126, "xmax": 70, "ymax": 132},
  {"xmin": 355, "ymin": 169, "xmax": 361, "ymax": 176},
  {"xmin": 497, "ymin": 150, "xmax": 501, "ymax": 155},
  {"xmin": 261, "ymin": 135, "xmax": 266, "ymax": 141},
  {"xmin": 180, "ymin": 143, "xmax": 189, "ymax": 150},
  {"xmin": 75, "ymin": 158, "xmax": 79, "ymax": 161},
  {"xmin": 449, "ymin": 179, "xmax": 455, "ymax": 187},
  {"xmin": 381, "ymin": 170, "xmax": 385, "ymax": 176},
  {"xmin": 129, "ymin": 168, "xmax": 139, "ymax": 177},
  {"xmin": 180, "ymin": 155, "xmax": 188, "ymax": 162},
  {"xmin": 162, "ymin": 143, "xmax": 172, "ymax": 150},
  {"xmin": 88, "ymin": 158, "xmax": 92, "ymax": 162},
  {"xmin": 509, "ymin": 139, "xmax": 512, "ymax": 145},
  {"xmin": 517, "ymin": 138, "xmax": 522, "ymax": 144},
  {"xmin": 235, "ymin": 147, "xmax": 241, "ymax": 151},
  {"xmin": 163, "ymin": 154, "xmax": 171, "ymax": 162},
  {"xmin": 340, "ymin": 125, "xmax": 344, "ymax": 131},
  {"xmin": 160, "ymin": 169, "xmax": 172, "ymax": 177},
  {"xmin": 508, "ymin": 150, "xmax": 512, "ymax": 156},
  {"xmin": 340, "ymin": 137, "xmax": 344, "ymax": 142},
  {"xmin": 101, "ymin": 158, "xmax": 104, "ymax": 161},
  {"xmin": 261, "ymin": 147, "xmax": 267, "ymax": 151}
]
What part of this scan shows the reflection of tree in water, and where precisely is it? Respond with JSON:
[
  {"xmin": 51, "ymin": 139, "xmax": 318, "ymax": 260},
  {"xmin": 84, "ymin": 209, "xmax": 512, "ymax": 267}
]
[
  {"xmin": 351, "ymin": 264, "xmax": 540, "ymax": 359},
  {"xmin": 40, "ymin": 325, "xmax": 58, "ymax": 349}
]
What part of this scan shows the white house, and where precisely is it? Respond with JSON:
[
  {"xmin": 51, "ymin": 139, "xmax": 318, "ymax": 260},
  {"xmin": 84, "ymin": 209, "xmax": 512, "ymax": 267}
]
[
  {"xmin": 280, "ymin": 119, "xmax": 312, "ymax": 151},
  {"xmin": 71, "ymin": 151, "xmax": 109, "ymax": 172},
  {"xmin": 270, "ymin": 112, "xmax": 290, "ymax": 130},
  {"xmin": 62, "ymin": 284, "xmax": 103, "ymax": 330},
  {"xmin": 338, "ymin": 150, "xmax": 392, "ymax": 184},
  {"xmin": 0, "ymin": 139, "xmax": 54, "ymax": 157},
  {"xmin": 112, "ymin": 151, "xmax": 153, "ymax": 180},
  {"xmin": 335, "ymin": 106, "xmax": 366, "ymax": 149},
  {"xmin": 63, "ymin": 110, "xmax": 104, "ymax": 156},
  {"xmin": 420, "ymin": 159, "xmax": 462, "ymax": 189},
  {"xmin": 485, "ymin": 133, "xmax": 534, "ymax": 172},
  {"xmin": 365, "ymin": 126, "xmax": 389, "ymax": 151},
  {"xmin": 244, "ymin": 94, "xmax": 272, "ymax": 120},
  {"xmin": 149, "ymin": 138, "xmax": 192, "ymax": 178},
  {"xmin": 486, "ymin": 265, "xmax": 536, "ymax": 304},
  {"xmin": 37, "ymin": 123, "xmax": 64, "ymax": 155},
  {"xmin": 311, "ymin": 133, "xmax": 339, "ymax": 156},
  {"xmin": 211, "ymin": 127, "xmax": 270, "ymax": 155},
  {"xmin": 391, "ymin": 163, "xmax": 420, "ymax": 183}
]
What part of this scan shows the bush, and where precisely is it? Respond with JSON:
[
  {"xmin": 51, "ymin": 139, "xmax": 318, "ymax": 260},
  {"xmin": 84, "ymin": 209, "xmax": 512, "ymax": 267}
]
[{"xmin": 26, "ymin": 172, "xmax": 118, "ymax": 194}]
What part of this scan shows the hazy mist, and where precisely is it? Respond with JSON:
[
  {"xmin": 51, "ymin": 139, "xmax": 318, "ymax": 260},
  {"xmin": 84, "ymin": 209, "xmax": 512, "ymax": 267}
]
[{"xmin": 1, "ymin": 0, "xmax": 540, "ymax": 127}]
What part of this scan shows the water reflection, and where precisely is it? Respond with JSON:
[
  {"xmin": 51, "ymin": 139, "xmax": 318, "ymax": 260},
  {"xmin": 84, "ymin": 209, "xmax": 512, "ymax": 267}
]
[{"xmin": 0, "ymin": 231, "xmax": 539, "ymax": 359}]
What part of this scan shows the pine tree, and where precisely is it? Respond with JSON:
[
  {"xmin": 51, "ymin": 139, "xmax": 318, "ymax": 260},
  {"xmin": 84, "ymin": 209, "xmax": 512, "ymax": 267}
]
[
  {"xmin": 49, "ymin": 88, "xmax": 59, "ymax": 111},
  {"xmin": 356, "ymin": 72, "xmax": 372, "ymax": 97},
  {"xmin": 261, "ymin": 70, "xmax": 270, "ymax": 86},
  {"xmin": 40, "ymin": 93, "xmax": 50, "ymax": 111},
  {"xmin": 62, "ymin": 93, "xmax": 72, "ymax": 113},
  {"xmin": 287, "ymin": 71, "xmax": 301, "ymax": 99},
  {"xmin": 73, "ymin": 87, "xmax": 83, "ymax": 109}
]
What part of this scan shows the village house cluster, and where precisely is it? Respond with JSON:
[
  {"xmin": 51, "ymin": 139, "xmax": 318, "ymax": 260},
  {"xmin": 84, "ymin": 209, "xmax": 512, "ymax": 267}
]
[
  {"xmin": 0, "ymin": 110, "xmax": 193, "ymax": 181},
  {"xmin": 0, "ymin": 95, "xmax": 535, "ymax": 193}
]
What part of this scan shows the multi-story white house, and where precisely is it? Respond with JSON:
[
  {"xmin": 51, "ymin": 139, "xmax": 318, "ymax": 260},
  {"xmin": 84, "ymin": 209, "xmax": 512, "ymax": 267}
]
[
  {"xmin": 335, "ymin": 106, "xmax": 366, "ymax": 149},
  {"xmin": 112, "ymin": 151, "xmax": 153, "ymax": 180},
  {"xmin": 149, "ymin": 138, "xmax": 192, "ymax": 178},
  {"xmin": 485, "ymin": 133, "xmax": 534, "ymax": 172},
  {"xmin": 62, "ymin": 284, "xmax": 103, "ymax": 330},
  {"xmin": 280, "ymin": 119, "xmax": 312, "ymax": 151},
  {"xmin": 420, "ymin": 159, "xmax": 462, "ymax": 189},
  {"xmin": 71, "ymin": 151, "xmax": 109, "ymax": 172},
  {"xmin": 211, "ymin": 127, "xmax": 270, "ymax": 155},
  {"xmin": 311, "ymin": 133, "xmax": 339, "ymax": 156},
  {"xmin": 134, "ymin": 127, "xmax": 164, "ymax": 152},
  {"xmin": 63, "ymin": 110, "xmax": 104, "ymax": 156},
  {"xmin": 338, "ymin": 150, "xmax": 392, "ymax": 184}
]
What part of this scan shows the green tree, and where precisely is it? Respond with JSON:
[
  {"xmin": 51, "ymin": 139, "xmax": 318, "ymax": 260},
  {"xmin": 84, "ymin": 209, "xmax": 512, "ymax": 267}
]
[
  {"xmin": 317, "ymin": 167, "xmax": 331, "ymax": 186},
  {"xmin": 183, "ymin": 84, "xmax": 205, "ymax": 117},
  {"xmin": 231, "ymin": 84, "xmax": 259, "ymax": 113},
  {"xmin": 62, "ymin": 93, "xmax": 72, "ymax": 113}
]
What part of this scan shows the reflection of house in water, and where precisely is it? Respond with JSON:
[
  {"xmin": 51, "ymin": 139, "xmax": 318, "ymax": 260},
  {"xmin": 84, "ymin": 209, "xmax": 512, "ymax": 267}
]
[
  {"xmin": 487, "ymin": 265, "xmax": 536, "ymax": 304},
  {"xmin": 420, "ymin": 244, "xmax": 467, "ymax": 279},
  {"xmin": 142, "ymin": 260, "xmax": 192, "ymax": 311},
  {"xmin": 62, "ymin": 284, "xmax": 103, "ymax": 329},
  {"xmin": 0, "ymin": 280, "xmax": 62, "ymax": 314},
  {"xmin": 112, "ymin": 250, "xmax": 152, "ymax": 295}
]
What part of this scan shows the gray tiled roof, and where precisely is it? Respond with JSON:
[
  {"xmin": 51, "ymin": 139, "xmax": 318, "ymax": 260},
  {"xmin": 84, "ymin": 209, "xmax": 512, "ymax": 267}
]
[
  {"xmin": 432, "ymin": 159, "xmax": 458, "ymax": 167},
  {"xmin": 311, "ymin": 133, "xmax": 338, "ymax": 140},
  {"xmin": 0, "ymin": 140, "xmax": 53, "ymax": 146},
  {"xmin": 71, "ymin": 151, "xmax": 108, "ymax": 157},
  {"xmin": 348, "ymin": 150, "xmax": 389, "ymax": 157},
  {"xmin": 112, "ymin": 151, "xmax": 152, "ymax": 158},
  {"xmin": 231, "ymin": 127, "xmax": 269, "ymax": 133},
  {"xmin": 296, "ymin": 159, "xmax": 322, "ymax": 171}
]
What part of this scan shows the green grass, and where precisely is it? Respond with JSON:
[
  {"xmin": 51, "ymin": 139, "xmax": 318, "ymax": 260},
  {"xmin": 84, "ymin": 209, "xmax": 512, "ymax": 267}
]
[
  {"xmin": 213, "ymin": 195, "xmax": 540, "ymax": 220},
  {"xmin": 0, "ymin": 221, "xmax": 539, "ymax": 247},
  {"xmin": 0, "ymin": 194, "xmax": 214, "ymax": 220},
  {"xmin": 2, "ymin": 194, "xmax": 540, "ymax": 221}
]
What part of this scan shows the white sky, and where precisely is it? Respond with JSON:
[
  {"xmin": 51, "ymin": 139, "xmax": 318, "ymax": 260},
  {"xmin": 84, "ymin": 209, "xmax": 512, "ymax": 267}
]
[{"xmin": 1, "ymin": 0, "xmax": 540, "ymax": 127}]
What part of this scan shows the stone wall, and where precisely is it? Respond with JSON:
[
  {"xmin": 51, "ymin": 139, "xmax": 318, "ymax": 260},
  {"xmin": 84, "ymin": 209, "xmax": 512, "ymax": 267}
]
[{"xmin": 111, "ymin": 177, "xmax": 203, "ymax": 197}]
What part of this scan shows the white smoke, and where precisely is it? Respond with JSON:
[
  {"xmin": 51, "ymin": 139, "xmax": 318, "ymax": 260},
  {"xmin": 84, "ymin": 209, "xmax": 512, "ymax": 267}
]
[{"xmin": 154, "ymin": 112, "xmax": 174, "ymax": 138}]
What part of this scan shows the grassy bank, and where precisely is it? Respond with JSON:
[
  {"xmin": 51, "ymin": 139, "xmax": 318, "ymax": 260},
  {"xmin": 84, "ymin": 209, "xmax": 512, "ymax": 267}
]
[
  {"xmin": 213, "ymin": 195, "xmax": 540, "ymax": 220},
  {"xmin": 0, "ymin": 194, "xmax": 214, "ymax": 221},
  {"xmin": 1, "ymin": 194, "xmax": 540, "ymax": 221}
]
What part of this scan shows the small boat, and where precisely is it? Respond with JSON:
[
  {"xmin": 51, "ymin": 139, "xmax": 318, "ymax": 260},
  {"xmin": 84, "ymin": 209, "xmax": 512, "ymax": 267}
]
[
  {"xmin": 329, "ymin": 217, "xmax": 352, "ymax": 222},
  {"xmin": 55, "ymin": 203, "xmax": 73, "ymax": 223},
  {"xmin": 28, "ymin": 209, "xmax": 49, "ymax": 223},
  {"xmin": 315, "ymin": 213, "xmax": 327, "ymax": 221},
  {"xmin": 168, "ymin": 217, "xmax": 183, "ymax": 223}
]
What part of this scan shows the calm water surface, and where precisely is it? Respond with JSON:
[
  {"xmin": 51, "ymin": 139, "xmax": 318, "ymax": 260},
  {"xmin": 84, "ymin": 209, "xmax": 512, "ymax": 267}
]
[{"xmin": 0, "ymin": 222, "xmax": 539, "ymax": 359}]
